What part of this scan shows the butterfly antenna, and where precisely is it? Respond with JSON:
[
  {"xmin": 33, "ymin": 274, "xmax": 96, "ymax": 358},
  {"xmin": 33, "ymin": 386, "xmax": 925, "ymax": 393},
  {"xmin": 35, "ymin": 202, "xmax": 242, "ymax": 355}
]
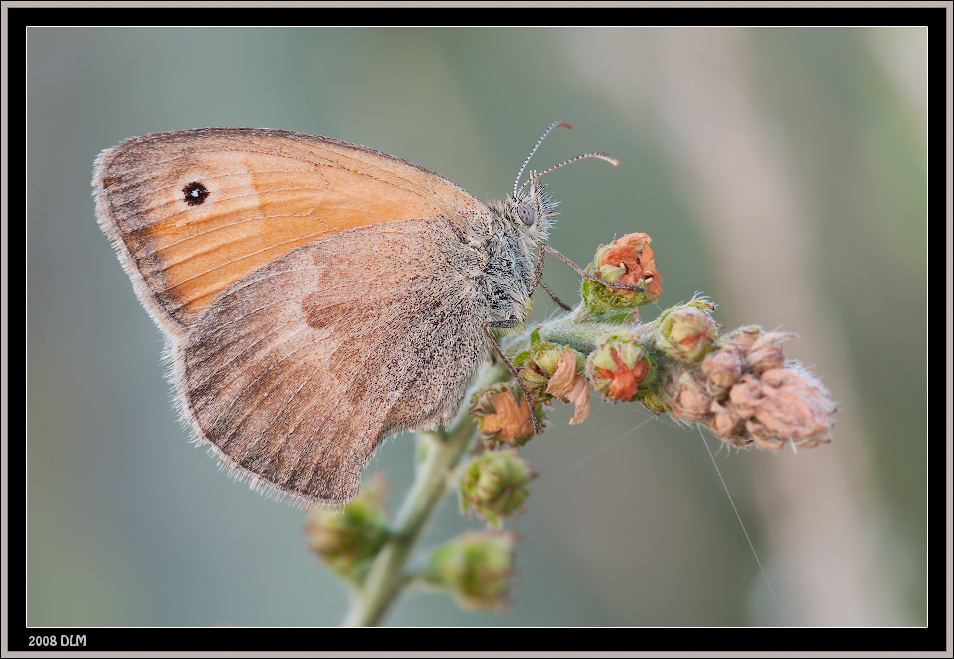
[
  {"xmin": 513, "ymin": 120, "xmax": 574, "ymax": 197},
  {"xmin": 517, "ymin": 151, "xmax": 619, "ymax": 196}
]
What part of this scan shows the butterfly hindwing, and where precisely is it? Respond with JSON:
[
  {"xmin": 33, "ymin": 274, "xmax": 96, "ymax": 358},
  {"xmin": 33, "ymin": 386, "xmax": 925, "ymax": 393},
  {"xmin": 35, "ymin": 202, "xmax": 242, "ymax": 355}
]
[{"xmin": 173, "ymin": 220, "xmax": 485, "ymax": 505}]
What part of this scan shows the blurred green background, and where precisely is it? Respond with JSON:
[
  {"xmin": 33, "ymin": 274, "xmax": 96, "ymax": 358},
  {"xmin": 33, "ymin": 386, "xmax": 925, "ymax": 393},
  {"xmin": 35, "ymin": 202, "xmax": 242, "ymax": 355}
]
[{"xmin": 27, "ymin": 26, "xmax": 926, "ymax": 627}]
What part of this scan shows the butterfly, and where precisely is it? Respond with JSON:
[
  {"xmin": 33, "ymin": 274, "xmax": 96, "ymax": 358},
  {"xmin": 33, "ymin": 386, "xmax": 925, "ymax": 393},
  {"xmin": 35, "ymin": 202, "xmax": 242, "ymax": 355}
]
[{"xmin": 94, "ymin": 121, "xmax": 638, "ymax": 507}]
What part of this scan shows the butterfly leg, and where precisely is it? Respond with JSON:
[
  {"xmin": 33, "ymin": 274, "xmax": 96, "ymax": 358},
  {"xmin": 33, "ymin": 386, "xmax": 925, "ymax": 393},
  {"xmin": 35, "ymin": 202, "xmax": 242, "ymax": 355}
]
[
  {"xmin": 538, "ymin": 280, "xmax": 572, "ymax": 311},
  {"xmin": 482, "ymin": 321, "xmax": 543, "ymax": 435}
]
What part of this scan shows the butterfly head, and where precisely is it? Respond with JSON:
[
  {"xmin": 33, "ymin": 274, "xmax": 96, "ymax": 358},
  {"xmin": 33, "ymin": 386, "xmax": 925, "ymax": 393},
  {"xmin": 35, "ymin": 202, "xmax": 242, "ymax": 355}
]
[{"xmin": 499, "ymin": 174, "xmax": 558, "ymax": 246}]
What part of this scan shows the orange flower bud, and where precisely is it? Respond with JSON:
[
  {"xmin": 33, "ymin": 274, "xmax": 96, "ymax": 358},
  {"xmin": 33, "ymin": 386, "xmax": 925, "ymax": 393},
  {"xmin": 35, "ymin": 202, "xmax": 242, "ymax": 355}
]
[
  {"xmin": 469, "ymin": 383, "xmax": 539, "ymax": 449},
  {"xmin": 585, "ymin": 335, "xmax": 654, "ymax": 403},
  {"xmin": 596, "ymin": 232, "xmax": 663, "ymax": 301}
]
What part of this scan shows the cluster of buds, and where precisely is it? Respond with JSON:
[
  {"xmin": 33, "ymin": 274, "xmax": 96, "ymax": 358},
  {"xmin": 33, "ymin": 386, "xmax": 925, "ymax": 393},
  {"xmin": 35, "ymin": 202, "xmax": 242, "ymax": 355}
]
[
  {"xmin": 576, "ymin": 300, "xmax": 729, "ymax": 418},
  {"xmin": 693, "ymin": 328, "xmax": 835, "ymax": 449},
  {"xmin": 421, "ymin": 530, "xmax": 518, "ymax": 612},
  {"xmin": 470, "ymin": 226, "xmax": 835, "ymax": 454},
  {"xmin": 456, "ymin": 231, "xmax": 834, "ymax": 615},
  {"xmin": 665, "ymin": 325, "xmax": 836, "ymax": 450}
]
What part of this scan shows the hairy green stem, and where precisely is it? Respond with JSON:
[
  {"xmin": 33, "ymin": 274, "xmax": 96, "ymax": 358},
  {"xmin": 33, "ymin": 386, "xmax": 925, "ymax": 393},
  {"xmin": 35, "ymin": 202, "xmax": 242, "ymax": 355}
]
[{"xmin": 500, "ymin": 307, "xmax": 644, "ymax": 357}]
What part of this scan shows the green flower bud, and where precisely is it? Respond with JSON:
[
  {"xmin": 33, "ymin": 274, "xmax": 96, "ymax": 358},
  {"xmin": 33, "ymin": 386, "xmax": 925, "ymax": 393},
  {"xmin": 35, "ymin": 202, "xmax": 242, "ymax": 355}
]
[
  {"xmin": 654, "ymin": 302, "xmax": 720, "ymax": 363},
  {"xmin": 423, "ymin": 530, "xmax": 518, "ymax": 612},
  {"xmin": 459, "ymin": 450, "xmax": 538, "ymax": 528}
]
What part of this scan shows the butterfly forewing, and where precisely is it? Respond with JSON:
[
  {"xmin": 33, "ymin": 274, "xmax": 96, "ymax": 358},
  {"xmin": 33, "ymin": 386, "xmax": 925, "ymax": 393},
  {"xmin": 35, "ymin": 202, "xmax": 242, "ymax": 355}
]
[{"xmin": 93, "ymin": 128, "xmax": 484, "ymax": 332}]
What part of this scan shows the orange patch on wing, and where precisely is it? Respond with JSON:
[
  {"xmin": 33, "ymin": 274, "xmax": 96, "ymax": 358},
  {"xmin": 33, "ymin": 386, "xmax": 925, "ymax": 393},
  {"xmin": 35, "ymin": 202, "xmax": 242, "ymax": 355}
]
[{"xmin": 97, "ymin": 129, "xmax": 484, "ymax": 326}]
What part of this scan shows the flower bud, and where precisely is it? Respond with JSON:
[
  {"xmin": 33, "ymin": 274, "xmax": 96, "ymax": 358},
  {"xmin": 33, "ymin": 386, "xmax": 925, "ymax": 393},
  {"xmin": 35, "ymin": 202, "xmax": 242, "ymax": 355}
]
[
  {"xmin": 469, "ymin": 382, "xmax": 541, "ymax": 449},
  {"xmin": 585, "ymin": 334, "xmax": 655, "ymax": 403},
  {"xmin": 669, "ymin": 372, "xmax": 712, "ymax": 422},
  {"xmin": 654, "ymin": 302, "xmax": 720, "ymax": 363},
  {"xmin": 640, "ymin": 391, "xmax": 668, "ymax": 416},
  {"xmin": 582, "ymin": 233, "xmax": 663, "ymax": 321},
  {"xmin": 459, "ymin": 450, "xmax": 538, "ymax": 528},
  {"xmin": 745, "ymin": 332, "xmax": 796, "ymax": 374},
  {"xmin": 514, "ymin": 339, "xmax": 583, "ymax": 405},
  {"xmin": 423, "ymin": 530, "xmax": 518, "ymax": 612},
  {"xmin": 720, "ymin": 325, "xmax": 763, "ymax": 354},
  {"xmin": 701, "ymin": 346, "xmax": 745, "ymax": 395},
  {"xmin": 708, "ymin": 401, "xmax": 751, "ymax": 447},
  {"xmin": 597, "ymin": 232, "xmax": 663, "ymax": 299}
]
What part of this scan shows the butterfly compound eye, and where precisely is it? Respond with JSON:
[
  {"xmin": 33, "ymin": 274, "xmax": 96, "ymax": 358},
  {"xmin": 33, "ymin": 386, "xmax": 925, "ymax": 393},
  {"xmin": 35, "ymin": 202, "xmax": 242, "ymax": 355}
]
[{"xmin": 515, "ymin": 202, "xmax": 535, "ymax": 226}]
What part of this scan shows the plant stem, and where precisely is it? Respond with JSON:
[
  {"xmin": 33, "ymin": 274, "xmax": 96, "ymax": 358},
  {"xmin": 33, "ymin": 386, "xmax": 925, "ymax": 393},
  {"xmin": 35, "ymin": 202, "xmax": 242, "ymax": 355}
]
[{"xmin": 342, "ymin": 361, "xmax": 503, "ymax": 626}]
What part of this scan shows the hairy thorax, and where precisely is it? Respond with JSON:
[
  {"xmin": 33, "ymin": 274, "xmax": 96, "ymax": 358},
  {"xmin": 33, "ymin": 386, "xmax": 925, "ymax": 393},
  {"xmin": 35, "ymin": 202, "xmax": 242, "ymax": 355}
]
[{"xmin": 461, "ymin": 209, "xmax": 540, "ymax": 328}]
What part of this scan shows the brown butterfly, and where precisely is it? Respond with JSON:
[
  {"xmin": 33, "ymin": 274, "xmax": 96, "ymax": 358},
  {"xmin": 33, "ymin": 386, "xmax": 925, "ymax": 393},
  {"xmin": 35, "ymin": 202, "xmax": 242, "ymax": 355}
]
[{"xmin": 93, "ymin": 121, "xmax": 638, "ymax": 507}]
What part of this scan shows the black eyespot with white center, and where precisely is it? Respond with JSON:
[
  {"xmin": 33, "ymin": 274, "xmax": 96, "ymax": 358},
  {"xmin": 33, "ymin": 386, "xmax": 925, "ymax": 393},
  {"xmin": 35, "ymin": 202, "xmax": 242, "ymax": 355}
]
[
  {"xmin": 182, "ymin": 181, "xmax": 210, "ymax": 206},
  {"xmin": 515, "ymin": 202, "xmax": 535, "ymax": 226}
]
